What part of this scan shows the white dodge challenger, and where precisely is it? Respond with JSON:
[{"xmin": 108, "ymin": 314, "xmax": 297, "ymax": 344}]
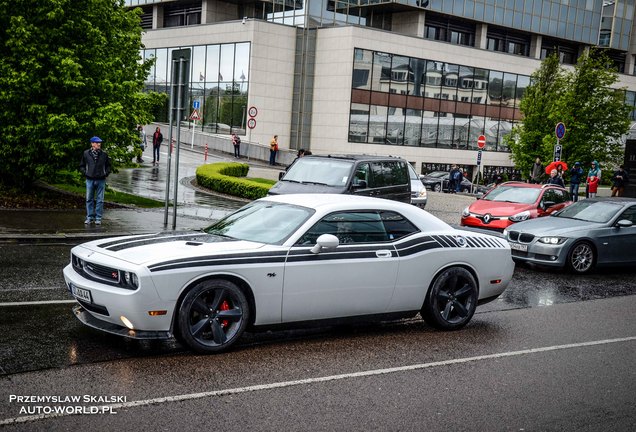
[{"xmin": 63, "ymin": 194, "xmax": 514, "ymax": 353}]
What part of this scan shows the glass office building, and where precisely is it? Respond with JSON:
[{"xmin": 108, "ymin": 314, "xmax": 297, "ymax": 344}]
[{"xmin": 129, "ymin": 0, "xmax": 636, "ymax": 176}]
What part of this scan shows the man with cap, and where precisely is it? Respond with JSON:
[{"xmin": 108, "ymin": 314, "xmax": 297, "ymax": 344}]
[
  {"xmin": 568, "ymin": 161, "xmax": 584, "ymax": 202},
  {"xmin": 79, "ymin": 136, "xmax": 111, "ymax": 225}
]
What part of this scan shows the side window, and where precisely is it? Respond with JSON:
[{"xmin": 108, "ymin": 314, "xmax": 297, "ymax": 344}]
[
  {"xmin": 380, "ymin": 211, "xmax": 419, "ymax": 240},
  {"xmin": 370, "ymin": 161, "xmax": 408, "ymax": 187},
  {"xmin": 296, "ymin": 211, "xmax": 389, "ymax": 245},
  {"xmin": 542, "ymin": 189, "xmax": 556, "ymax": 204},
  {"xmin": 353, "ymin": 163, "xmax": 370, "ymax": 188},
  {"xmin": 618, "ymin": 206, "xmax": 636, "ymax": 223},
  {"xmin": 552, "ymin": 189, "xmax": 567, "ymax": 203}
]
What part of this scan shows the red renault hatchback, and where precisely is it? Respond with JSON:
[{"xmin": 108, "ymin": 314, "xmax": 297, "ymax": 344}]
[{"xmin": 461, "ymin": 182, "xmax": 572, "ymax": 232}]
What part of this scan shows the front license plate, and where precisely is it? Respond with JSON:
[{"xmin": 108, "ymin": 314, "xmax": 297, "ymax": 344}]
[
  {"xmin": 509, "ymin": 242, "xmax": 528, "ymax": 252},
  {"xmin": 71, "ymin": 285, "xmax": 92, "ymax": 303}
]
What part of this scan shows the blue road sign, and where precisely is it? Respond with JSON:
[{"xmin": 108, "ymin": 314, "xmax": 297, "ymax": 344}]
[
  {"xmin": 555, "ymin": 122, "xmax": 566, "ymax": 140},
  {"xmin": 193, "ymin": 100, "xmax": 200, "ymax": 109}
]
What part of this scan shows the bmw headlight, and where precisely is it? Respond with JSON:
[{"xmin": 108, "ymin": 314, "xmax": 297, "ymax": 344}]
[
  {"xmin": 538, "ymin": 236, "xmax": 566, "ymax": 245},
  {"xmin": 509, "ymin": 210, "xmax": 530, "ymax": 222},
  {"xmin": 462, "ymin": 207, "xmax": 470, "ymax": 217}
]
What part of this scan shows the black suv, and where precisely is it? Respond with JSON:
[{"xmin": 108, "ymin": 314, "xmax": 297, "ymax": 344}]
[{"xmin": 268, "ymin": 155, "xmax": 411, "ymax": 203}]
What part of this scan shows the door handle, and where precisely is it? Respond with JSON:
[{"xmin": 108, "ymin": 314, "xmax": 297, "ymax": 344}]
[{"xmin": 376, "ymin": 250, "xmax": 392, "ymax": 258}]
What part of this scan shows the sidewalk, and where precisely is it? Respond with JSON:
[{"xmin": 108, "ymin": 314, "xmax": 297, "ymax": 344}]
[{"xmin": 0, "ymin": 146, "xmax": 284, "ymax": 243}]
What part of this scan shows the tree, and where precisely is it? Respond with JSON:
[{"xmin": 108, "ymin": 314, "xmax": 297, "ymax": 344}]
[
  {"xmin": 0, "ymin": 0, "xmax": 165, "ymax": 189},
  {"xmin": 508, "ymin": 49, "xmax": 631, "ymax": 176},
  {"xmin": 507, "ymin": 54, "xmax": 566, "ymax": 175}
]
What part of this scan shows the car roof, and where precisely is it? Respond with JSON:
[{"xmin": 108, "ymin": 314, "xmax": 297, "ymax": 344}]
[
  {"xmin": 494, "ymin": 182, "xmax": 567, "ymax": 191},
  {"xmin": 581, "ymin": 197, "xmax": 636, "ymax": 204},
  {"xmin": 303, "ymin": 154, "xmax": 406, "ymax": 162}
]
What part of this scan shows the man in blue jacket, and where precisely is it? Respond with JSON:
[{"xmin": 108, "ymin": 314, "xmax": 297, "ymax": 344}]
[
  {"xmin": 79, "ymin": 136, "xmax": 111, "ymax": 225},
  {"xmin": 568, "ymin": 161, "xmax": 583, "ymax": 202}
]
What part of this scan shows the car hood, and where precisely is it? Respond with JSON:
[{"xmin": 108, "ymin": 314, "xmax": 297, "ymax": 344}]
[
  {"xmin": 75, "ymin": 231, "xmax": 267, "ymax": 265},
  {"xmin": 469, "ymin": 199, "xmax": 533, "ymax": 216},
  {"xmin": 508, "ymin": 216, "xmax": 601, "ymax": 235}
]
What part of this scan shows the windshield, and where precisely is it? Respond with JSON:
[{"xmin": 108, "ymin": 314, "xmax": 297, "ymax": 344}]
[
  {"xmin": 482, "ymin": 186, "xmax": 541, "ymax": 204},
  {"xmin": 555, "ymin": 200, "xmax": 622, "ymax": 223},
  {"xmin": 204, "ymin": 201, "xmax": 315, "ymax": 244},
  {"xmin": 283, "ymin": 158, "xmax": 354, "ymax": 187},
  {"xmin": 426, "ymin": 171, "xmax": 447, "ymax": 178}
]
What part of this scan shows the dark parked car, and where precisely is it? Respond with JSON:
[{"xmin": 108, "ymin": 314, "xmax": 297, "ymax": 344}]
[
  {"xmin": 505, "ymin": 198, "xmax": 636, "ymax": 274},
  {"xmin": 269, "ymin": 155, "xmax": 411, "ymax": 203},
  {"xmin": 421, "ymin": 171, "xmax": 473, "ymax": 193}
]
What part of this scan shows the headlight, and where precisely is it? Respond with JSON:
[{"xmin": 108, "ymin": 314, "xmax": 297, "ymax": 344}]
[
  {"xmin": 538, "ymin": 236, "xmax": 566, "ymax": 245},
  {"xmin": 462, "ymin": 206, "xmax": 470, "ymax": 217},
  {"xmin": 121, "ymin": 271, "xmax": 139, "ymax": 289},
  {"xmin": 509, "ymin": 210, "xmax": 530, "ymax": 222},
  {"xmin": 418, "ymin": 189, "xmax": 427, "ymax": 198},
  {"xmin": 503, "ymin": 229, "xmax": 509, "ymax": 238}
]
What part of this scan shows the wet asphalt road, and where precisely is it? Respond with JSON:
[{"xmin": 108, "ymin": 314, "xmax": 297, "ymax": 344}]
[{"xmin": 1, "ymin": 187, "xmax": 635, "ymax": 429}]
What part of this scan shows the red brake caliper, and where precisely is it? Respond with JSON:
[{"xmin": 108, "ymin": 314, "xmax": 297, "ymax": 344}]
[{"xmin": 219, "ymin": 300, "xmax": 230, "ymax": 328}]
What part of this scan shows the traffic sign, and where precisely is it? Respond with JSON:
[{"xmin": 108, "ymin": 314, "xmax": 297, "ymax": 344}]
[
  {"xmin": 193, "ymin": 100, "xmax": 200, "ymax": 110},
  {"xmin": 248, "ymin": 106, "xmax": 258, "ymax": 117},
  {"xmin": 553, "ymin": 144, "xmax": 562, "ymax": 162},
  {"xmin": 247, "ymin": 118, "xmax": 256, "ymax": 129},
  {"xmin": 477, "ymin": 135, "xmax": 486, "ymax": 149},
  {"xmin": 555, "ymin": 122, "xmax": 566, "ymax": 140},
  {"xmin": 476, "ymin": 150, "xmax": 482, "ymax": 166},
  {"xmin": 189, "ymin": 109, "xmax": 201, "ymax": 121}
]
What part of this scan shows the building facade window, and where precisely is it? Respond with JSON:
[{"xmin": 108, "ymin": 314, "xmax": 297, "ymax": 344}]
[
  {"xmin": 142, "ymin": 42, "xmax": 250, "ymax": 135},
  {"xmin": 349, "ymin": 48, "xmax": 530, "ymax": 153}
]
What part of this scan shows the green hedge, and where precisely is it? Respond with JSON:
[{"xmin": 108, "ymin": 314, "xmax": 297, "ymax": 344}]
[{"xmin": 196, "ymin": 162, "xmax": 275, "ymax": 200}]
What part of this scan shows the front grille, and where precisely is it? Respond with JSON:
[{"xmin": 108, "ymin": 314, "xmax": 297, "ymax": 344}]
[
  {"xmin": 508, "ymin": 231, "xmax": 519, "ymax": 241},
  {"xmin": 72, "ymin": 254, "xmax": 121, "ymax": 287},
  {"xmin": 519, "ymin": 233, "xmax": 535, "ymax": 243}
]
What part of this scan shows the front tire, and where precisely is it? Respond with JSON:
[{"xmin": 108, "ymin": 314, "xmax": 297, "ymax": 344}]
[
  {"xmin": 567, "ymin": 241, "xmax": 595, "ymax": 274},
  {"xmin": 434, "ymin": 183, "xmax": 442, "ymax": 192},
  {"xmin": 177, "ymin": 279, "xmax": 249, "ymax": 353},
  {"xmin": 422, "ymin": 267, "xmax": 478, "ymax": 330}
]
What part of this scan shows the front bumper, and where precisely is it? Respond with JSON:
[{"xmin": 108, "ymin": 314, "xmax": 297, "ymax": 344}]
[
  {"xmin": 507, "ymin": 240, "xmax": 570, "ymax": 268},
  {"xmin": 461, "ymin": 215, "xmax": 512, "ymax": 232},
  {"xmin": 63, "ymin": 263, "xmax": 175, "ymax": 334},
  {"xmin": 73, "ymin": 305, "xmax": 172, "ymax": 340}
]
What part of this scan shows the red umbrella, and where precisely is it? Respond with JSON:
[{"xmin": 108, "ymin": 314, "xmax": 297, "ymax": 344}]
[{"xmin": 545, "ymin": 161, "xmax": 568, "ymax": 175}]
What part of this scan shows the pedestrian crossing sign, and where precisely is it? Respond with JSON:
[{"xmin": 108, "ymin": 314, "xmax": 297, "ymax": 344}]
[{"xmin": 189, "ymin": 109, "xmax": 201, "ymax": 121}]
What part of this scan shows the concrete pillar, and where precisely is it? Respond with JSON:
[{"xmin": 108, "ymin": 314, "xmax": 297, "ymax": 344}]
[
  {"xmin": 153, "ymin": 4, "xmax": 164, "ymax": 29},
  {"xmin": 530, "ymin": 34, "xmax": 542, "ymax": 59},
  {"xmin": 392, "ymin": 11, "xmax": 425, "ymax": 37},
  {"xmin": 475, "ymin": 23, "xmax": 487, "ymax": 50}
]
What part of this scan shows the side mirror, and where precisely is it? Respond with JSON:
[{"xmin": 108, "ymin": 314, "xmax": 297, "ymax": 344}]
[
  {"xmin": 616, "ymin": 219, "xmax": 633, "ymax": 228},
  {"xmin": 351, "ymin": 180, "xmax": 367, "ymax": 189},
  {"xmin": 278, "ymin": 172, "xmax": 284, "ymax": 180},
  {"xmin": 310, "ymin": 234, "xmax": 339, "ymax": 254}
]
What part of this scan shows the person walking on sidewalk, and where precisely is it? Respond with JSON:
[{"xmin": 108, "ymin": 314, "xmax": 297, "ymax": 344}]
[
  {"xmin": 79, "ymin": 136, "xmax": 111, "ymax": 225},
  {"xmin": 269, "ymin": 135, "xmax": 279, "ymax": 165},
  {"xmin": 152, "ymin": 127, "xmax": 163, "ymax": 165},
  {"xmin": 137, "ymin": 125, "xmax": 147, "ymax": 163},
  {"xmin": 611, "ymin": 165, "xmax": 629, "ymax": 197}
]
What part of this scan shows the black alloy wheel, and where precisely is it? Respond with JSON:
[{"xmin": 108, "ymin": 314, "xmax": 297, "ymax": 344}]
[
  {"xmin": 422, "ymin": 267, "xmax": 478, "ymax": 330},
  {"xmin": 434, "ymin": 183, "xmax": 442, "ymax": 192},
  {"xmin": 567, "ymin": 241, "xmax": 595, "ymax": 274},
  {"xmin": 177, "ymin": 280, "xmax": 249, "ymax": 353}
]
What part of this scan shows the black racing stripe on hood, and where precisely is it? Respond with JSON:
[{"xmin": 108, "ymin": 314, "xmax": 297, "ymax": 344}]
[
  {"xmin": 101, "ymin": 233, "xmax": 232, "ymax": 251},
  {"xmin": 148, "ymin": 250, "xmax": 288, "ymax": 272}
]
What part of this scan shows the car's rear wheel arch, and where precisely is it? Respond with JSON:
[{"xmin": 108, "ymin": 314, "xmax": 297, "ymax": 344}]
[{"xmin": 171, "ymin": 274, "xmax": 256, "ymax": 337}]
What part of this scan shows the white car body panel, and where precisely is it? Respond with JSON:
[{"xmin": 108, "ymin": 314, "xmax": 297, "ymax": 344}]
[{"xmin": 63, "ymin": 194, "xmax": 514, "ymax": 339}]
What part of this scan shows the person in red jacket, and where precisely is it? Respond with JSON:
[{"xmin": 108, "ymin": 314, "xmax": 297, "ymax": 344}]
[{"xmin": 586, "ymin": 175, "xmax": 599, "ymax": 198}]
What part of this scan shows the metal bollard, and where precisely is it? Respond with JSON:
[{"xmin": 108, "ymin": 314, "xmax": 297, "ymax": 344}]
[
  {"xmin": 204, "ymin": 143, "xmax": 208, "ymax": 163},
  {"xmin": 171, "ymin": 138, "xmax": 175, "ymax": 154}
]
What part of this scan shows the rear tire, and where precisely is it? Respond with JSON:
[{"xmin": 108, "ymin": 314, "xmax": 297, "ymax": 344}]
[
  {"xmin": 422, "ymin": 267, "xmax": 478, "ymax": 330},
  {"xmin": 177, "ymin": 279, "xmax": 249, "ymax": 353}
]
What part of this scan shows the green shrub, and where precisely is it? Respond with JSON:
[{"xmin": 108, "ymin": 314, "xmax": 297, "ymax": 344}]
[{"xmin": 196, "ymin": 162, "xmax": 275, "ymax": 200}]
